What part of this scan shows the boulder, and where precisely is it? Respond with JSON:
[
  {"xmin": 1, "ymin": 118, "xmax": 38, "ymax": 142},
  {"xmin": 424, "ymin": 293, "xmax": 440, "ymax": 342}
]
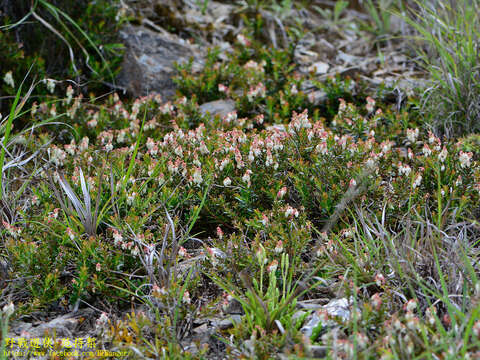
[
  {"xmin": 117, "ymin": 25, "xmax": 204, "ymax": 99},
  {"xmin": 199, "ymin": 99, "xmax": 236, "ymax": 119}
]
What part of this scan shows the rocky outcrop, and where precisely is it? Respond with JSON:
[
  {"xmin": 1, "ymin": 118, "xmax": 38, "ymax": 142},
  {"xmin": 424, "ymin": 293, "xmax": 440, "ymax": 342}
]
[{"xmin": 117, "ymin": 25, "xmax": 204, "ymax": 99}]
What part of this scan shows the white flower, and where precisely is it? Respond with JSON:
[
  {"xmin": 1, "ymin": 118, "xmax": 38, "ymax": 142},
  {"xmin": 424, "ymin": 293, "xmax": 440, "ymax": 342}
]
[
  {"xmin": 96, "ymin": 312, "xmax": 109, "ymax": 328},
  {"xmin": 274, "ymin": 240, "xmax": 283, "ymax": 254},
  {"xmin": 405, "ymin": 300, "xmax": 417, "ymax": 313},
  {"xmin": 375, "ymin": 273, "xmax": 385, "ymax": 286},
  {"xmin": 381, "ymin": 141, "xmax": 393, "ymax": 153},
  {"xmin": 46, "ymin": 78, "xmax": 56, "ymax": 94},
  {"xmin": 131, "ymin": 246, "xmax": 139, "ymax": 256},
  {"xmin": 366, "ymin": 96, "xmax": 375, "ymax": 113},
  {"xmin": 267, "ymin": 260, "xmax": 278, "ymax": 273},
  {"xmin": 370, "ymin": 293, "xmax": 382, "ymax": 310},
  {"xmin": 237, "ymin": 34, "xmax": 251, "ymax": 47},
  {"xmin": 406, "ymin": 128, "xmax": 419, "ymax": 143},
  {"xmin": 179, "ymin": 246, "xmax": 188, "ymax": 257},
  {"xmin": 366, "ymin": 158, "xmax": 376, "ymax": 169},
  {"xmin": 223, "ymin": 177, "xmax": 232, "ymax": 186},
  {"xmin": 398, "ymin": 163, "xmax": 412, "ymax": 177},
  {"xmin": 127, "ymin": 192, "xmax": 136, "ymax": 205},
  {"xmin": 423, "ymin": 144, "xmax": 432, "ymax": 157},
  {"xmin": 66, "ymin": 85, "xmax": 74, "ymax": 104},
  {"xmin": 79, "ymin": 137, "xmax": 89, "ymax": 152},
  {"xmin": 192, "ymin": 167, "xmax": 203, "ymax": 185},
  {"xmin": 112, "ymin": 229, "xmax": 123, "ymax": 246},
  {"xmin": 3, "ymin": 71, "xmax": 14, "ymax": 88},
  {"xmin": 66, "ymin": 227, "xmax": 75, "ymax": 240},
  {"xmin": 473, "ymin": 321, "xmax": 480, "ymax": 338},
  {"xmin": 413, "ymin": 174, "xmax": 422, "ymax": 189},
  {"xmin": 459, "ymin": 151, "xmax": 473, "ymax": 168},
  {"xmin": 49, "ymin": 146, "xmax": 66, "ymax": 166},
  {"xmin": 2, "ymin": 302, "xmax": 14, "ymax": 316},
  {"xmin": 223, "ymin": 111, "xmax": 237, "ymax": 124},
  {"xmin": 277, "ymin": 186, "xmax": 287, "ymax": 199},
  {"xmin": 182, "ymin": 290, "xmax": 191, "ymax": 304},
  {"xmin": 242, "ymin": 170, "xmax": 252, "ymax": 187},
  {"xmin": 284, "ymin": 206, "xmax": 299, "ymax": 218},
  {"xmin": 438, "ymin": 146, "xmax": 448, "ymax": 163}
]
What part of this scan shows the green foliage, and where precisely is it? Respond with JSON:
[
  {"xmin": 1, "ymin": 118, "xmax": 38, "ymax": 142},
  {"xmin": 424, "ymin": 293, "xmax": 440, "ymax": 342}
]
[
  {"xmin": 0, "ymin": 0, "xmax": 125, "ymax": 113},
  {"xmin": 402, "ymin": 0, "xmax": 480, "ymax": 136},
  {"xmin": 1, "ymin": 4, "xmax": 480, "ymax": 357}
]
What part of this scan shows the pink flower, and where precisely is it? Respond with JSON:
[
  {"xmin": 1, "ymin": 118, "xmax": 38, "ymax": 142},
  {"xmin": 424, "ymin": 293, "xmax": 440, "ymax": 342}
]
[
  {"xmin": 216, "ymin": 226, "xmax": 224, "ymax": 240},
  {"xmin": 183, "ymin": 290, "xmax": 191, "ymax": 304},
  {"xmin": 274, "ymin": 240, "xmax": 283, "ymax": 254},
  {"xmin": 66, "ymin": 227, "xmax": 75, "ymax": 240},
  {"xmin": 371, "ymin": 293, "xmax": 382, "ymax": 310},
  {"xmin": 284, "ymin": 206, "xmax": 299, "ymax": 218},
  {"xmin": 277, "ymin": 186, "xmax": 287, "ymax": 199},
  {"xmin": 404, "ymin": 299, "xmax": 417, "ymax": 312},
  {"xmin": 459, "ymin": 151, "xmax": 473, "ymax": 168},
  {"xmin": 218, "ymin": 84, "xmax": 229, "ymax": 94},
  {"xmin": 96, "ymin": 263, "xmax": 101, "ymax": 272},
  {"xmin": 237, "ymin": 34, "xmax": 251, "ymax": 47},
  {"xmin": 267, "ymin": 260, "xmax": 278, "ymax": 273},
  {"xmin": 375, "ymin": 273, "xmax": 386, "ymax": 287},
  {"xmin": 178, "ymin": 246, "xmax": 188, "ymax": 257},
  {"xmin": 366, "ymin": 96, "xmax": 375, "ymax": 113},
  {"xmin": 473, "ymin": 321, "xmax": 480, "ymax": 338}
]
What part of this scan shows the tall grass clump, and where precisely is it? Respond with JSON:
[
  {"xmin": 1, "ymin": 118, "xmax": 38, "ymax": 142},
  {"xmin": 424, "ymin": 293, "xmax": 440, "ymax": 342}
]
[{"xmin": 404, "ymin": 0, "xmax": 480, "ymax": 137}]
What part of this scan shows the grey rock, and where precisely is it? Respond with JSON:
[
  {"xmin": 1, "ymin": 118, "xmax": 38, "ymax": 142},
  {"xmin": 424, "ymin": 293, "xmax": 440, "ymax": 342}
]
[
  {"xmin": 8, "ymin": 309, "xmax": 95, "ymax": 339},
  {"xmin": 10, "ymin": 315, "xmax": 78, "ymax": 338},
  {"xmin": 300, "ymin": 297, "xmax": 356, "ymax": 339},
  {"xmin": 323, "ymin": 297, "xmax": 352, "ymax": 322},
  {"xmin": 309, "ymin": 61, "xmax": 330, "ymax": 75},
  {"xmin": 310, "ymin": 345, "xmax": 328, "ymax": 358},
  {"xmin": 307, "ymin": 90, "xmax": 328, "ymax": 106},
  {"xmin": 117, "ymin": 25, "xmax": 205, "ymax": 99},
  {"xmin": 297, "ymin": 298, "xmax": 330, "ymax": 310},
  {"xmin": 218, "ymin": 314, "xmax": 242, "ymax": 330},
  {"xmin": 193, "ymin": 323, "xmax": 209, "ymax": 334},
  {"xmin": 199, "ymin": 100, "xmax": 236, "ymax": 119},
  {"xmin": 223, "ymin": 298, "xmax": 244, "ymax": 315}
]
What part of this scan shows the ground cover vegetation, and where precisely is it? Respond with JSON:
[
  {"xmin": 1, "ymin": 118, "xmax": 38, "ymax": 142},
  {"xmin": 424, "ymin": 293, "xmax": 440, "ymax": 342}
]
[{"xmin": 1, "ymin": 0, "xmax": 480, "ymax": 359}]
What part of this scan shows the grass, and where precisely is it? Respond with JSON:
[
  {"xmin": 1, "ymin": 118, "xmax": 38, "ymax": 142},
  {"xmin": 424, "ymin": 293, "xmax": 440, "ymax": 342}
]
[
  {"xmin": 402, "ymin": 0, "xmax": 480, "ymax": 137},
  {"xmin": 0, "ymin": 0, "xmax": 480, "ymax": 359}
]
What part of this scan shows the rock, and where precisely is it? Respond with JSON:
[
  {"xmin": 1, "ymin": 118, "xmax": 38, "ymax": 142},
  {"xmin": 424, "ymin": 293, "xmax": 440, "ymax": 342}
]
[
  {"xmin": 218, "ymin": 315, "xmax": 242, "ymax": 330},
  {"xmin": 193, "ymin": 323, "xmax": 209, "ymax": 335},
  {"xmin": 8, "ymin": 309, "xmax": 94, "ymax": 339},
  {"xmin": 300, "ymin": 297, "xmax": 356, "ymax": 339},
  {"xmin": 117, "ymin": 25, "xmax": 205, "ymax": 99},
  {"xmin": 199, "ymin": 100, "xmax": 236, "ymax": 119},
  {"xmin": 308, "ymin": 61, "xmax": 329, "ymax": 75},
  {"xmin": 323, "ymin": 297, "xmax": 353, "ymax": 321},
  {"xmin": 223, "ymin": 297, "xmax": 243, "ymax": 315},
  {"xmin": 310, "ymin": 345, "xmax": 328, "ymax": 358},
  {"xmin": 297, "ymin": 298, "xmax": 330, "ymax": 310},
  {"xmin": 307, "ymin": 90, "xmax": 327, "ymax": 106}
]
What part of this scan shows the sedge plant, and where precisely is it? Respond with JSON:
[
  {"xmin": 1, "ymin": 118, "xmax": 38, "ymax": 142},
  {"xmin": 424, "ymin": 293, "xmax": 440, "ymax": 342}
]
[{"xmin": 402, "ymin": 0, "xmax": 480, "ymax": 136}]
